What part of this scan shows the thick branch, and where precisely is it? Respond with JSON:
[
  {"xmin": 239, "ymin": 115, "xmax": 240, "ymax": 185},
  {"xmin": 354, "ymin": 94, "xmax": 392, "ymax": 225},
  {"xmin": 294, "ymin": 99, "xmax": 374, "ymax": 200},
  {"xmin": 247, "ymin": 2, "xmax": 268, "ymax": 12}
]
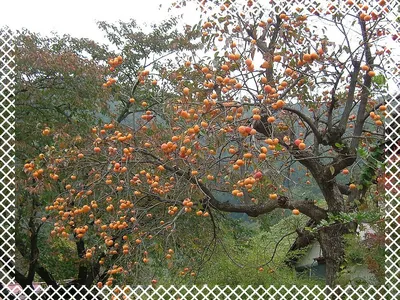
[
  {"xmin": 338, "ymin": 60, "xmax": 361, "ymax": 135},
  {"xmin": 26, "ymin": 217, "xmax": 39, "ymax": 284},
  {"xmin": 282, "ymin": 107, "xmax": 322, "ymax": 143},
  {"xmin": 323, "ymin": 153, "xmax": 357, "ymax": 179},
  {"xmin": 137, "ymin": 149, "xmax": 327, "ymax": 222},
  {"xmin": 14, "ymin": 229, "xmax": 58, "ymax": 287},
  {"xmin": 338, "ymin": 184, "xmax": 351, "ymax": 195},
  {"xmin": 76, "ymin": 239, "xmax": 87, "ymax": 285},
  {"xmin": 288, "ymin": 148, "xmax": 324, "ymax": 177},
  {"xmin": 36, "ymin": 266, "xmax": 58, "ymax": 287},
  {"xmin": 204, "ymin": 195, "xmax": 327, "ymax": 223},
  {"xmin": 350, "ymin": 17, "xmax": 374, "ymax": 150},
  {"xmin": 85, "ymin": 252, "xmax": 106, "ymax": 287}
]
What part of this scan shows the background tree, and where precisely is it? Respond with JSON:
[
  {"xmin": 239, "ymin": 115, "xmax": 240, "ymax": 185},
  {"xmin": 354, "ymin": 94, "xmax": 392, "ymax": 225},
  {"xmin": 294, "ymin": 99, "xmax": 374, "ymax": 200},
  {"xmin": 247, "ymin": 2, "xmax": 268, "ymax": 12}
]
[
  {"xmin": 15, "ymin": 30, "xmax": 111, "ymax": 160},
  {"xmin": 13, "ymin": 17, "xmax": 205, "ymax": 291},
  {"xmin": 13, "ymin": 30, "xmax": 113, "ymax": 298}
]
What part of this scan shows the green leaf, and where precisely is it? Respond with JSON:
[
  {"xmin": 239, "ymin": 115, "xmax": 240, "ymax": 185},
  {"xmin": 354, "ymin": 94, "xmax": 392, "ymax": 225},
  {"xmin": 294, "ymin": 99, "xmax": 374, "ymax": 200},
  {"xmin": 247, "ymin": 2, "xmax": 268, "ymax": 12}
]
[
  {"xmin": 330, "ymin": 166, "xmax": 335, "ymax": 175},
  {"xmin": 335, "ymin": 143, "xmax": 344, "ymax": 149},
  {"xmin": 357, "ymin": 147, "xmax": 367, "ymax": 157},
  {"xmin": 372, "ymin": 74, "xmax": 386, "ymax": 86},
  {"xmin": 304, "ymin": 227, "xmax": 313, "ymax": 232}
]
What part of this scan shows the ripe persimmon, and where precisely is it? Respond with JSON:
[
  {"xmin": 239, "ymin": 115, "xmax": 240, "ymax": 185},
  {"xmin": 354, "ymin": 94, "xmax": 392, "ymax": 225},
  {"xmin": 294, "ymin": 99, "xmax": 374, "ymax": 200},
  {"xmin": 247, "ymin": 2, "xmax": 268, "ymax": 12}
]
[
  {"xmin": 269, "ymin": 194, "xmax": 278, "ymax": 200},
  {"xmin": 292, "ymin": 209, "xmax": 300, "ymax": 215},
  {"xmin": 303, "ymin": 53, "xmax": 312, "ymax": 62},
  {"xmin": 273, "ymin": 55, "xmax": 281, "ymax": 62}
]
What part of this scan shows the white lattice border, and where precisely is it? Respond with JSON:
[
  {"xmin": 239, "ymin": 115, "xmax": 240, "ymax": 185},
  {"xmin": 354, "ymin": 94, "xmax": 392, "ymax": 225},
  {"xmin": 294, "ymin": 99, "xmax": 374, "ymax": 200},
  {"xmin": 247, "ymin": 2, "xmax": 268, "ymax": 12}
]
[
  {"xmin": 1, "ymin": 0, "xmax": 399, "ymax": 298},
  {"xmin": 0, "ymin": 26, "xmax": 16, "ymax": 292}
]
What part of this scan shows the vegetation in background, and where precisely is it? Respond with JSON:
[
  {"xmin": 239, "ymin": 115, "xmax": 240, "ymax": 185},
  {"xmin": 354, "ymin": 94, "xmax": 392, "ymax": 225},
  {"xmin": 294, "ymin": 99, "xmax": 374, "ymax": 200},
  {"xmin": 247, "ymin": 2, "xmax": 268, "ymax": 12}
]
[{"xmin": 7, "ymin": 0, "xmax": 392, "ymax": 295}]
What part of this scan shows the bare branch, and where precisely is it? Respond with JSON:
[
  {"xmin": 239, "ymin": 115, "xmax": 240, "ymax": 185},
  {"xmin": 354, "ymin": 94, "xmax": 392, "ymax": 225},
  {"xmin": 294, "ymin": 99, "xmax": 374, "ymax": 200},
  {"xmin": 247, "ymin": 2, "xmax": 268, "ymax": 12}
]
[
  {"xmin": 282, "ymin": 107, "xmax": 322, "ymax": 143},
  {"xmin": 327, "ymin": 72, "xmax": 342, "ymax": 131}
]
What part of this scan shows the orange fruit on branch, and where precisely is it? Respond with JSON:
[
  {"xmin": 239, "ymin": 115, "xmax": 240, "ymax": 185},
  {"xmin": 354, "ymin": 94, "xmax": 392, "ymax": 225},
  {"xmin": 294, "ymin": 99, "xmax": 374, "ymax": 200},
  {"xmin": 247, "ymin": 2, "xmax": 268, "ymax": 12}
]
[
  {"xmin": 273, "ymin": 55, "xmax": 281, "ymax": 62},
  {"xmin": 298, "ymin": 142, "xmax": 306, "ymax": 150}
]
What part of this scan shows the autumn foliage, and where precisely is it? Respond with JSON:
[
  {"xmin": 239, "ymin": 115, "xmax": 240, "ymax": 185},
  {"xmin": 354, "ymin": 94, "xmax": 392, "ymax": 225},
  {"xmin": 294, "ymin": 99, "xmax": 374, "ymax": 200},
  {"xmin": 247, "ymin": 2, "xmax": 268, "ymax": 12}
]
[{"xmin": 16, "ymin": 0, "xmax": 394, "ymax": 290}]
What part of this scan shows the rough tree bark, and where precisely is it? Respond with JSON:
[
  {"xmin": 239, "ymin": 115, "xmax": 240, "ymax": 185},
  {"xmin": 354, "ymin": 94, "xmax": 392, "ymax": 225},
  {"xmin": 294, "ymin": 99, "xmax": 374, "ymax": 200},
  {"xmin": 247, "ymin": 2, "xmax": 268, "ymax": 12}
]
[{"xmin": 318, "ymin": 224, "xmax": 346, "ymax": 287}]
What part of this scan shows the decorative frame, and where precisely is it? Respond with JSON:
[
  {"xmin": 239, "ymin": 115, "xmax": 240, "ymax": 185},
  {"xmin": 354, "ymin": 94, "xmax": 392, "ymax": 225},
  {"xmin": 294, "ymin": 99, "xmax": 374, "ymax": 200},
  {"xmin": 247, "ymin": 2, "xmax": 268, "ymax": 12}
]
[{"xmin": 0, "ymin": 0, "xmax": 399, "ymax": 298}]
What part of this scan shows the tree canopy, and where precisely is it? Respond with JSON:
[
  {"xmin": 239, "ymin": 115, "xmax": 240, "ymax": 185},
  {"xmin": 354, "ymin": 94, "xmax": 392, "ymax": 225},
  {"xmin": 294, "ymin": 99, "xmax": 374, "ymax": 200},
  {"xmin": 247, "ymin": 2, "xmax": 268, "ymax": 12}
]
[{"xmin": 11, "ymin": 0, "xmax": 394, "ymax": 293}]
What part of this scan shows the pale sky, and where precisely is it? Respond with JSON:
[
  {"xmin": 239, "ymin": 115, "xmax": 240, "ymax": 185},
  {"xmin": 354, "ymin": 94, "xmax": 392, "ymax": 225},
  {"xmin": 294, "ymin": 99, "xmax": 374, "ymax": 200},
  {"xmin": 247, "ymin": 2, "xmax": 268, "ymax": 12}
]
[{"xmin": 1, "ymin": 0, "xmax": 190, "ymax": 43}]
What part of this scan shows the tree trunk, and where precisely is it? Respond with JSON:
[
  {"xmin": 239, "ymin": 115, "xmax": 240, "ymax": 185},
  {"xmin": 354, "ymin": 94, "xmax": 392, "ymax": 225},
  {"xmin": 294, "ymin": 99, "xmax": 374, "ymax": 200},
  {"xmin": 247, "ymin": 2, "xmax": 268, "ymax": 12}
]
[
  {"xmin": 316, "ymin": 178, "xmax": 348, "ymax": 289},
  {"xmin": 318, "ymin": 223, "xmax": 346, "ymax": 292}
]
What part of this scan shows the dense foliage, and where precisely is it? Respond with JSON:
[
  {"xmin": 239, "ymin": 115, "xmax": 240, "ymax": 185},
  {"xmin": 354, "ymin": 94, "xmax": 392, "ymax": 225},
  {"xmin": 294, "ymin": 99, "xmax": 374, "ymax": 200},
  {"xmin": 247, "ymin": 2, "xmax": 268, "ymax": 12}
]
[{"xmin": 10, "ymin": 0, "xmax": 394, "ymax": 293}]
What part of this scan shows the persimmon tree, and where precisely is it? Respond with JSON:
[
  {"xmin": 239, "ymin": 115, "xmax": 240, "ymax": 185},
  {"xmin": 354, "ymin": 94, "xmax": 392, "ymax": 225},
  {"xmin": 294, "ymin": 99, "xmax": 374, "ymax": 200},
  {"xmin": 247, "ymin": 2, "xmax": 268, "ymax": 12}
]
[
  {"xmin": 162, "ymin": 0, "xmax": 390, "ymax": 286},
  {"xmin": 18, "ymin": 0, "xmax": 394, "ymax": 290}
]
